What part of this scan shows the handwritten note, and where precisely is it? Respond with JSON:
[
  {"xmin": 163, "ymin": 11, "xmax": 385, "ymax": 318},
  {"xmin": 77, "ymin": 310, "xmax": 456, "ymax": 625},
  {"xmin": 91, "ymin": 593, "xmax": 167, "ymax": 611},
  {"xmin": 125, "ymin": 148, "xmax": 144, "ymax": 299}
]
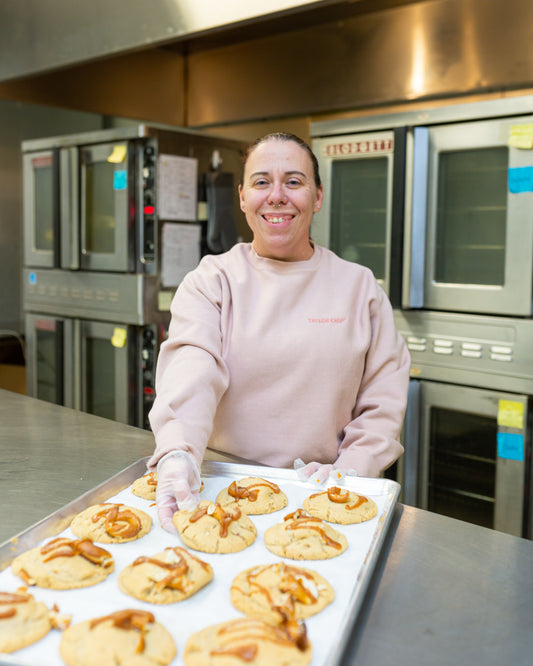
[
  {"xmin": 161, "ymin": 222, "xmax": 201, "ymax": 287},
  {"xmin": 158, "ymin": 154, "xmax": 198, "ymax": 221}
]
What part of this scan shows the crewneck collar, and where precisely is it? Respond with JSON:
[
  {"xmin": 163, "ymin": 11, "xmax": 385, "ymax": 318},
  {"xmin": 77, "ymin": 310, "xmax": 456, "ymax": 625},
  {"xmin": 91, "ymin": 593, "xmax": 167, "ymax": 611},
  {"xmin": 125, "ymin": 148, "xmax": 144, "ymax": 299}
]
[{"xmin": 247, "ymin": 242, "xmax": 321, "ymax": 272}]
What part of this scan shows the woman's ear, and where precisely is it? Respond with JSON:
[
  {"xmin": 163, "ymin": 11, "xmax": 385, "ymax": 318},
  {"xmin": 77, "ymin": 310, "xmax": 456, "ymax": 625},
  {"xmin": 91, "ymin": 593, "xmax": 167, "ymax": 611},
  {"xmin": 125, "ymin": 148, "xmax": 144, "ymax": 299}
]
[
  {"xmin": 238, "ymin": 184, "xmax": 246, "ymax": 211},
  {"xmin": 314, "ymin": 185, "xmax": 324, "ymax": 212}
]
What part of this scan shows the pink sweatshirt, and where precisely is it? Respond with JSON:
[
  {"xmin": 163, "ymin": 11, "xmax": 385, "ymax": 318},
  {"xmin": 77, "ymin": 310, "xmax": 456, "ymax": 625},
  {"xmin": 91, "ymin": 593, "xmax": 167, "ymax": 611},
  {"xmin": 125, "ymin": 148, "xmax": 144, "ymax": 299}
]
[{"xmin": 148, "ymin": 243, "xmax": 410, "ymax": 477}]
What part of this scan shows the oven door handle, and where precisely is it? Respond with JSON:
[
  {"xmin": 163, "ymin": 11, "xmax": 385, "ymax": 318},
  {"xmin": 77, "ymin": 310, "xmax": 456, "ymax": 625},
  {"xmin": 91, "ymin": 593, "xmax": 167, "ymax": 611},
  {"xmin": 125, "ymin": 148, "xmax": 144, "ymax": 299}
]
[
  {"xmin": 60, "ymin": 147, "xmax": 80, "ymax": 270},
  {"xmin": 389, "ymin": 127, "xmax": 407, "ymax": 307},
  {"xmin": 404, "ymin": 126, "xmax": 428, "ymax": 308}
]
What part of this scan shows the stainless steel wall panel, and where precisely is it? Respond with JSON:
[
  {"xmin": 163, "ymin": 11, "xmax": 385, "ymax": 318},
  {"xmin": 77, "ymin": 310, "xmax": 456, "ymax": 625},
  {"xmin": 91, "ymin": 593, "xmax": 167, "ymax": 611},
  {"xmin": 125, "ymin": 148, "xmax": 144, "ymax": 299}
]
[
  {"xmin": 0, "ymin": 0, "xmax": 338, "ymax": 82},
  {"xmin": 186, "ymin": 0, "xmax": 533, "ymax": 126}
]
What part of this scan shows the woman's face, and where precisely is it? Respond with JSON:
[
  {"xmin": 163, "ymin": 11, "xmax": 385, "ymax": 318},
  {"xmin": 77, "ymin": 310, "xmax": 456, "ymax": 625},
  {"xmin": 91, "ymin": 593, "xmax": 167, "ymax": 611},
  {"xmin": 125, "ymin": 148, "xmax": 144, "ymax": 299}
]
[{"xmin": 239, "ymin": 139, "xmax": 323, "ymax": 261}]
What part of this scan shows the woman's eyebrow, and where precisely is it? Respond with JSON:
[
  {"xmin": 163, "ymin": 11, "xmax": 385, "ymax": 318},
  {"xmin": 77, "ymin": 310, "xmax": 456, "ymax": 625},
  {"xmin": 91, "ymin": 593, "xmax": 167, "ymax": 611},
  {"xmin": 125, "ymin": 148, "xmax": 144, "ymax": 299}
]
[{"xmin": 249, "ymin": 170, "xmax": 307, "ymax": 178}]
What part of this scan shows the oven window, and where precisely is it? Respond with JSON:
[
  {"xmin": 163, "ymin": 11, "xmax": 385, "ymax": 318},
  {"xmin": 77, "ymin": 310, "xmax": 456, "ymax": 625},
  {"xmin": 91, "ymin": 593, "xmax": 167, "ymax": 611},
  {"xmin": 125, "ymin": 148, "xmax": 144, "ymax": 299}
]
[
  {"xmin": 428, "ymin": 407, "xmax": 496, "ymax": 529},
  {"xmin": 435, "ymin": 147, "xmax": 507, "ymax": 286},
  {"xmin": 86, "ymin": 337, "xmax": 115, "ymax": 420},
  {"xmin": 330, "ymin": 157, "xmax": 388, "ymax": 280},
  {"xmin": 33, "ymin": 164, "xmax": 54, "ymax": 252},
  {"xmin": 35, "ymin": 328, "xmax": 58, "ymax": 403},
  {"xmin": 85, "ymin": 161, "xmax": 116, "ymax": 254}
]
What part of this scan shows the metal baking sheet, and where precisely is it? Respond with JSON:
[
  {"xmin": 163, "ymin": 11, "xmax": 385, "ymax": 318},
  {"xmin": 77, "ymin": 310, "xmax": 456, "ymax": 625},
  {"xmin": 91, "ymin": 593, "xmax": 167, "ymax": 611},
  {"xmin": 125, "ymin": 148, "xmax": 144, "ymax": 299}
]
[{"xmin": 0, "ymin": 458, "xmax": 400, "ymax": 666}]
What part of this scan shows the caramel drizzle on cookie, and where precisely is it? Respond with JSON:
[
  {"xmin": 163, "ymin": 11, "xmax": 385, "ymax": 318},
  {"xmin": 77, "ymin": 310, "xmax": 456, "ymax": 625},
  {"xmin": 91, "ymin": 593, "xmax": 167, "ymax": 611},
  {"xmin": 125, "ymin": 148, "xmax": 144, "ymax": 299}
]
[
  {"xmin": 90, "ymin": 609, "xmax": 154, "ymax": 654},
  {"xmin": 132, "ymin": 546, "xmax": 209, "ymax": 592},
  {"xmin": 283, "ymin": 509, "xmax": 343, "ymax": 550},
  {"xmin": 228, "ymin": 479, "xmax": 281, "ymax": 502},
  {"xmin": 240, "ymin": 563, "xmax": 318, "ymax": 623},
  {"xmin": 190, "ymin": 503, "xmax": 241, "ymax": 538},
  {"xmin": 309, "ymin": 486, "xmax": 368, "ymax": 510},
  {"xmin": 91, "ymin": 504, "xmax": 142, "ymax": 538},
  {"xmin": 211, "ymin": 617, "xmax": 309, "ymax": 661},
  {"xmin": 145, "ymin": 472, "xmax": 157, "ymax": 487},
  {"xmin": 0, "ymin": 591, "xmax": 31, "ymax": 620},
  {"xmin": 40, "ymin": 537, "xmax": 113, "ymax": 567}
]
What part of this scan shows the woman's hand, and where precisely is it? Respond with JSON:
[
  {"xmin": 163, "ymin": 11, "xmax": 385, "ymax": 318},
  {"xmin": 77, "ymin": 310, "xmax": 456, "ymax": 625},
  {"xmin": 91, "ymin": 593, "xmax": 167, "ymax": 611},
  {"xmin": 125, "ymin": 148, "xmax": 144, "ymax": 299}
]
[
  {"xmin": 155, "ymin": 451, "xmax": 201, "ymax": 532},
  {"xmin": 293, "ymin": 458, "xmax": 358, "ymax": 485}
]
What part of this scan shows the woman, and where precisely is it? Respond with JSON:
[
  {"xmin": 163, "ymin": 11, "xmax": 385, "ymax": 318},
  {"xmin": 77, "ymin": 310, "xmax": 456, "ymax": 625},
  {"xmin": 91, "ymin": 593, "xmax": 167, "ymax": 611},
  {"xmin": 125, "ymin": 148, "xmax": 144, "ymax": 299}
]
[{"xmin": 148, "ymin": 132, "xmax": 410, "ymax": 532}]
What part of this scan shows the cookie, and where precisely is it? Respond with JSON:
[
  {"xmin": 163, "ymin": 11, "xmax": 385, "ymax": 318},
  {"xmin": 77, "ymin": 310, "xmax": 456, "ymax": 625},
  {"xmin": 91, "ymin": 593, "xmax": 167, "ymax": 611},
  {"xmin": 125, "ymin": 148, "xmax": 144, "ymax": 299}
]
[
  {"xmin": 60, "ymin": 609, "xmax": 176, "ymax": 666},
  {"xmin": 11, "ymin": 537, "xmax": 114, "ymax": 590},
  {"xmin": 131, "ymin": 474, "xmax": 204, "ymax": 502},
  {"xmin": 231, "ymin": 562, "xmax": 334, "ymax": 623},
  {"xmin": 303, "ymin": 486, "xmax": 378, "ymax": 524},
  {"xmin": 0, "ymin": 590, "xmax": 59, "ymax": 652},
  {"xmin": 184, "ymin": 617, "xmax": 311, "ymax": 666},
  {"xmin": 70, "ymin": 503, "xmax": 152, "ymax": 543},
  {"xmin": 264, "ymin": 509, "xmax": 348, "ymax": 560},
  {"xmin": 131, "ymin": 472, "xmax": 158, "ymax": 500},
  {"xmin": 173, "ymin": 501, "xmax": 257, "ymax": 554},
  {"xmin": 216, "ymin": 477, "xmax": 288, "ymax": 515},
  {"xmin": 118, "ymin": 546, "xmax": 213, "ymax": 604}
]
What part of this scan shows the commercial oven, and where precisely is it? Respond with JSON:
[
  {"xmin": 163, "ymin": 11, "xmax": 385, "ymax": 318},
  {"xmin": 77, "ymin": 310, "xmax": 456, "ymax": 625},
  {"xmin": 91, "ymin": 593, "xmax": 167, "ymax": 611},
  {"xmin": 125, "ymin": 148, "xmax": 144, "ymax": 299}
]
[
  {"xmin": 394, "ymin": 309, "xmax": 533, "ymax": 539},
  {"xmin": 22, "ymin": 125, "xmax": 246, "ymax": 273},
  {"xmin": 22, "ymin": 125, "xmax": 248, "ymax": 423},
  {"xmin": 311, "ymin": 95, "xmax": 533, "ymax": 316},
  {"xmin": 23, "ymin": 270, "xmax": 163, "ymax": 429},
  {"xmin": 311, "ymin": 129, "xmax": 406, "ymax": 305}
]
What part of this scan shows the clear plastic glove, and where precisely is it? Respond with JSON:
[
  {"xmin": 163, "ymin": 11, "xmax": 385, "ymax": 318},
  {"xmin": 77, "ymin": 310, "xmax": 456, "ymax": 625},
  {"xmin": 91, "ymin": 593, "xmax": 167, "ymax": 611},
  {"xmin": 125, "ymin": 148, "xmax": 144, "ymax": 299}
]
[
  {"xmin": 156, "ymin": 450, "xmax": 201, "ymax": 533},
  {"xmin": 293, "ymin": 458, "xmax": 358, "ymax": 485}
]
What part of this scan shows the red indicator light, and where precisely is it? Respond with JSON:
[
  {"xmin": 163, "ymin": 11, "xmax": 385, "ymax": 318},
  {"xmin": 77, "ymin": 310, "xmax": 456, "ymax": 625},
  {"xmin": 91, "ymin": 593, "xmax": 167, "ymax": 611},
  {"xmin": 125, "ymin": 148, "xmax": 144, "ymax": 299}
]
[
  {"xmin": 143, "ymin": 386, "xmax": 154, "ymax": 395},
  {"xmin": 144, "ymin": 205, "xmax": 155, "ymax": 215}
]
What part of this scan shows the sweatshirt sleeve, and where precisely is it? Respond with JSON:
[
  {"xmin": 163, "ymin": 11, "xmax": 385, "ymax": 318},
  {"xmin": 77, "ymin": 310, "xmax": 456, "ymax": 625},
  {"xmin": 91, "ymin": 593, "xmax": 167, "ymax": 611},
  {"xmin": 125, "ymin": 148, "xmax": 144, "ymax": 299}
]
[
  {"xmin": 147, "ymin": 262, "xmax": 230, "ymax": 470},
  {"xmin": 335, "ymin": 286, "xmax": 410, "ymax": 478}
]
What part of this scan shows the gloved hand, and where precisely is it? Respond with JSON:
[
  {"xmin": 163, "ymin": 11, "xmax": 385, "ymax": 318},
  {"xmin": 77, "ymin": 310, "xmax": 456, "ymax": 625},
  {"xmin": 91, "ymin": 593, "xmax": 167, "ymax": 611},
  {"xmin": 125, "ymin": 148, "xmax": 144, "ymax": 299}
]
[
  {"xmin": 155, "ymin": 450, "xmax": 201, "ymax": 532},
  {"xmin": 293, "ymin": 458, "xmax": 358, "ymax": 485}
]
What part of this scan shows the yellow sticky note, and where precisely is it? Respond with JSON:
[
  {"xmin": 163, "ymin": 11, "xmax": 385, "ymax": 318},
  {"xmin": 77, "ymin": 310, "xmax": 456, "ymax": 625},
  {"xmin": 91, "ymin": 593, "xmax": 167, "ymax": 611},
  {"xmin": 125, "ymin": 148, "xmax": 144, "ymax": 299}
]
[
  {"xmin": 111, "ymin": 327, "xmax": 127, "ymax": 348},
  {"xmin": 107, "ymin": 144, "xmax": 127, "ymax": 163},
  {"xmin": 497, "ymin": 400, "xmax": 524, "ymax": 429},
  {"xmin": 508, "ymin": 124, "xmax": 533, "ymax": 149},
  {"xmin": 157, "ymin": 291, "xmax": 173, "ymax": 312}
]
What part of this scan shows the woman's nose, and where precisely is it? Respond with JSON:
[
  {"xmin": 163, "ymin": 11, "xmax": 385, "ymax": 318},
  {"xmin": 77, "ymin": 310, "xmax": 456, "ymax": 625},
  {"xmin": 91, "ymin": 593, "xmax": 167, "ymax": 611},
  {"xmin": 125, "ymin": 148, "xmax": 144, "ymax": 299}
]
[{"xmin": 268, "ymin": 182, "xmax": 287, "ymax": 205}]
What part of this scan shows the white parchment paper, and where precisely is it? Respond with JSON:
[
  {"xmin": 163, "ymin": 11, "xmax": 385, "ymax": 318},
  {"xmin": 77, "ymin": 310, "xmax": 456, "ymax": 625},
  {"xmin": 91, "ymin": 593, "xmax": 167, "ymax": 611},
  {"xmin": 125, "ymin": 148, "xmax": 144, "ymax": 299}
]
[{"xmin": 0, "ymin": 464, "xmax": 398, "ymax": 666}]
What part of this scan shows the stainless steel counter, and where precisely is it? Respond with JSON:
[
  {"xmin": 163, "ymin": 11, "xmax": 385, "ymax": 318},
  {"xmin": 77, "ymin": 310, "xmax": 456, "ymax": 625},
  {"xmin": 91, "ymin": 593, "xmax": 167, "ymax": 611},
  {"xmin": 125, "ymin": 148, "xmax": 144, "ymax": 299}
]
[
  {"xmin": 0, "ymin": 389, "xmax": 236, "ymax": 543},
  {"xmin": 1, "ymin": 389, "xmax": 532, "ymax": 664}
]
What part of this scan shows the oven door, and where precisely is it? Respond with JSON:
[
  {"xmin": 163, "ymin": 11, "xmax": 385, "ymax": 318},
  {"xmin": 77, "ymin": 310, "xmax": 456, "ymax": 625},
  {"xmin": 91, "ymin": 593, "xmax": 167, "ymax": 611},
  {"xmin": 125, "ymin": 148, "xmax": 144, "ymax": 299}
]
[
  {"xmin": 78, "ymin": 141, "xmax": 136, "ymax": 272},
  {"xmin": 415, "ymin": 379, "xmax": 529, "ymax": 537},
  {"xmin": 312, "ymin": 129, "xmax": 407, "ymax": 306},
  {"xmin": 408, "ymin": 115, "xmax": 533, "ymax": 315},
  {"xmin": 23, "ymin": 150, "xmax": 60, "ymax": 268},
  {"xmin": 25, "ymin": 313, "xmax": 74, "ymax": 408},
  {"xmin": 78, "ymin": 320, "xmax": 139, "ymax": 424}
]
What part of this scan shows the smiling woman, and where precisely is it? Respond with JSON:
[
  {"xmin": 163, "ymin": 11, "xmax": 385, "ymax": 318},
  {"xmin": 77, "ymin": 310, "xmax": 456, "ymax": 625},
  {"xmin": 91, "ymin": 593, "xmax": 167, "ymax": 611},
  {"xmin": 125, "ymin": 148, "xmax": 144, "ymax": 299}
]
[
  {"xmin": 238, "ymin": 133, "xmax": 323, "ymax": 261},
  {"xmin": 147, "ymin": 132, "xmax": 411, "ymax": 533}
]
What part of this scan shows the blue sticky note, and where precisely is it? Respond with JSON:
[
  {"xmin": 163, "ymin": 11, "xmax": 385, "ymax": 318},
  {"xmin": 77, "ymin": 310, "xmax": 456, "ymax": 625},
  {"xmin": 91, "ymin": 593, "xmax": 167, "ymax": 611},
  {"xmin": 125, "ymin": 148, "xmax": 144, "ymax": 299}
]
[
  {"xmin": 113, "ymin": 170, "xmax": 127, "ymax": 190},
  {"xmin": 508, "ymin": 166, "xmax": 533, "ymax": 193},
  {"xmin": 497, "ymin": 432, "xmax": 524, "ymax": 461}
]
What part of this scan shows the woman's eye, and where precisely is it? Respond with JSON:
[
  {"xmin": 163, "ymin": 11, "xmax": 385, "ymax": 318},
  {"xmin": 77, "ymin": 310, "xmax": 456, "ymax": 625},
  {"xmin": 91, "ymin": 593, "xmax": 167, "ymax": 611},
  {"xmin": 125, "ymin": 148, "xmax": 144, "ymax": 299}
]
[
  {"xmin": 253, "ymin": 178, "xmax": 269, "ymax": 187},
  {"xmin": 287, "ymin": 178, "xmax": 302, "ymax": 187}
]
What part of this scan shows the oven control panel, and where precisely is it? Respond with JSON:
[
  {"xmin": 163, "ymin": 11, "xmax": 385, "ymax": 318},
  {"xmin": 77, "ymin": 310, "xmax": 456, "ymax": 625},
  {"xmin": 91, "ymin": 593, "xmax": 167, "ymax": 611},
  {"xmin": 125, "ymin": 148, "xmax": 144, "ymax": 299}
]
[
  {"xmin": 141, "ymin": 138, "xmax": 157, "ymax": 266},
  {"xmin": 141, "ymin": 326, "xmax": 157, "ymax": 428},
  {"xmin": 393, "ymin": 309, "xmax": 533, "ymax": 393},
  {"xmin": 405, "ymin": 334, "xmax": 513, "ymax": 363}
]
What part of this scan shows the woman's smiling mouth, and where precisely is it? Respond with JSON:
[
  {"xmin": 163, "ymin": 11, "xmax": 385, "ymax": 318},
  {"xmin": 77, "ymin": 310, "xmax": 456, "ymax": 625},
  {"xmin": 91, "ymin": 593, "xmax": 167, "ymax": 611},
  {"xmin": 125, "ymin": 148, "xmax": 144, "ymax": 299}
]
[{"xmin": 263, "ymin": 214, "xmax": 293, "ymax": 225}]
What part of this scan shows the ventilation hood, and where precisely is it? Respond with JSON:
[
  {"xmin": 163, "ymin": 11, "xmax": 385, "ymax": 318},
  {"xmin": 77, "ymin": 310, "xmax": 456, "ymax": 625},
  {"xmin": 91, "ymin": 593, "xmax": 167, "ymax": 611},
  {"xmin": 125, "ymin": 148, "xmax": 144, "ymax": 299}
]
[{"xmin": 0, "ymin": 0, "xmax": 381, "ymax": 83}]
